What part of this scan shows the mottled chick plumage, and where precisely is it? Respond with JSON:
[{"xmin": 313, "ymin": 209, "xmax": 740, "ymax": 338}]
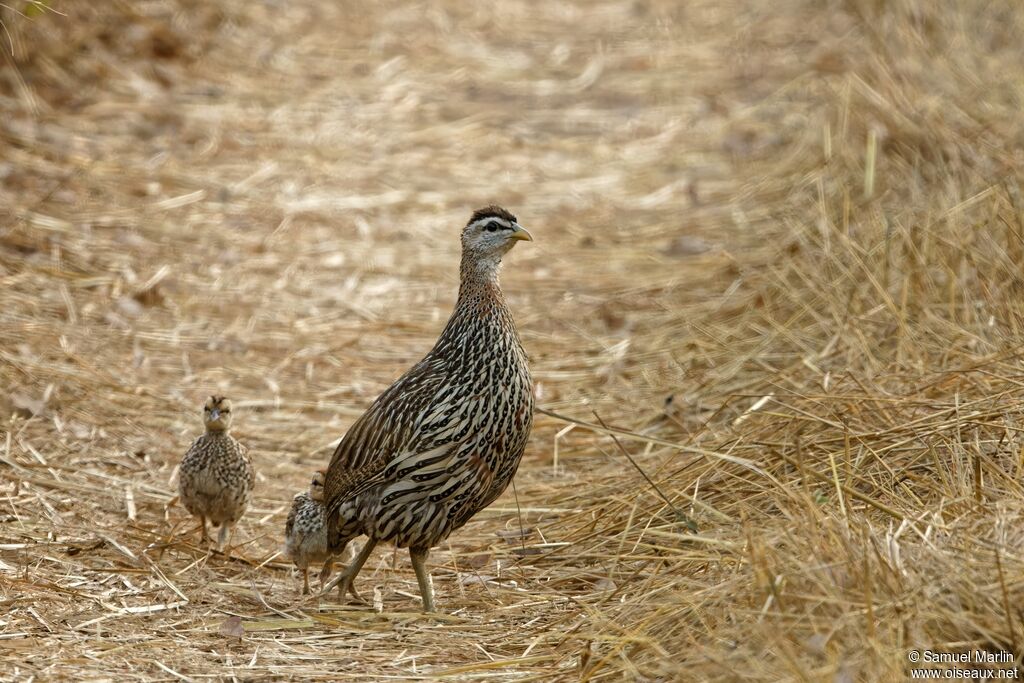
[
  {"xmin": 179, "ymin": 396, "xmax": 254, "ymax": 548},
  {"xmin": 323, "ymin": 206, "xmax": 534, "ymax": 611},
  {"xmin": 284, "ymin": 469, "xmax": 335, "ymax": 595}
]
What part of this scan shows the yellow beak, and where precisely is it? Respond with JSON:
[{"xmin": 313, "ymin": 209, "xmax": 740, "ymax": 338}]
[{"xmin": 509, "ymin": 224, "xmax": 533, "ymax": 242}]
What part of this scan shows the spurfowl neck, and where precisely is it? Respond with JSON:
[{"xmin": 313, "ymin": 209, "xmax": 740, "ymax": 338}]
[
  {"xmin": 460, "ymin": 251, "xmax": 504, "ymax": 300},
  {"xmin": 452, "ymin": 253, "xmax": 511, "ymax": 322},
  {"xmin": 428, "ymin": 253, "xmax": 521, "ymax": 359}
]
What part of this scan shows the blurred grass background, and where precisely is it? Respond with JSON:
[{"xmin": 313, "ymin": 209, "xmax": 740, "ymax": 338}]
[{"xmin": 3, "ymin": 0, "xmax": 1024, "ymax": 679}]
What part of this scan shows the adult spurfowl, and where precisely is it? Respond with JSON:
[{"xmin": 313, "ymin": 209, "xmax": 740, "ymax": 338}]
[
  {"xmin": 323, "ymin": 206, "xmax": 534, "ymax": 612},
  {"xmin": 179, "ymin": 396, "xmax": 254, "ymax": 549}
]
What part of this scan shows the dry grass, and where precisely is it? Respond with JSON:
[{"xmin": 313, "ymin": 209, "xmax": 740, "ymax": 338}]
[{"xmin": 2, "ymin": 0, "xmax": 1024, "ymax": 679}]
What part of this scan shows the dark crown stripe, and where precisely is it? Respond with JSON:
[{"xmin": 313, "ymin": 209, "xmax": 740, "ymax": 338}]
[{"xmin": 467, "ymin": 205, "xmax": 517, "ymax": 227}]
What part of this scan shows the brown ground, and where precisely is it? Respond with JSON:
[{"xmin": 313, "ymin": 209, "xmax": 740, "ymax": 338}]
[{"xmin": 3, "ymin": 0, "xmax": 1024, "ymax": 680}]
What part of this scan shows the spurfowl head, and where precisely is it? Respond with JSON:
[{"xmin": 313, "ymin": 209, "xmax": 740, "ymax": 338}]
[
  {"xmin": 309, "ymin": 469, "xmax": 327, "ymax": 502},
  {"xmin": 202, "ymin": 395, "xmax": 233, "ymax": 432},
  {"xmin": 461, "ymin": 206, "xmax": 532, "ymax": 265}
]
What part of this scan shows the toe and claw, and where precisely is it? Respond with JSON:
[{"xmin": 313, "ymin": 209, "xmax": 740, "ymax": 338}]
[
  {"xmin": 319, "ymin": 542, "xmax": 436, "ymax": 613},
  {"xmin": 322, "ymin": 538, "xmax": 376, "ymax": 602}
]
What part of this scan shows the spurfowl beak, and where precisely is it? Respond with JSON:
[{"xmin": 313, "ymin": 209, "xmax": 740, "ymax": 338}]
[{"xmin": 509, "ymin": 224, "xmax": 533, "ymax": 242}]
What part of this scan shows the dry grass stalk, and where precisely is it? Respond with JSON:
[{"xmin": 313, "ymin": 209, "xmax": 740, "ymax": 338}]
[{"xmin": 2, "ymin": 0, "xmax": 1024, "ymax": 679}]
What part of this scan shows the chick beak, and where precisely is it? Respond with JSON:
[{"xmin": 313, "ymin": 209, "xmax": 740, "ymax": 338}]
[
  {"xmin": 509, "ymin": 223, "xmax": 533, "ymax": 242},
  {"xmin": 209, "ymin": 408, "xmax": 221, "ymax": 421}
]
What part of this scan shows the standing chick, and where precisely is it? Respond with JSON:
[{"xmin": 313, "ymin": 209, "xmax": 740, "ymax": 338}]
[
  {"xmin": 284, "ymin": 469, "xmax": 335, "ymax": 595},
  {"xmin": 179, "ymin": 396, "xmax": 254, "ymax": 549}
]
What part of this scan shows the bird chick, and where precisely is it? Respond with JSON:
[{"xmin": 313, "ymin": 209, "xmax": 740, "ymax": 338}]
[
  {"xmin": 178, "ymin": 396, "xmax": 254, "ymax": 549},
  {"xmin": 284, "ymin": 469, "xmax": 335, "ymax": 595}
]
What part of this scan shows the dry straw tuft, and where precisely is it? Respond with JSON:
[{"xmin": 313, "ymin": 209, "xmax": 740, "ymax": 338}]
[{"xmin": 3, "ymin": 0, "xmax": 1024, "ymax": 679}]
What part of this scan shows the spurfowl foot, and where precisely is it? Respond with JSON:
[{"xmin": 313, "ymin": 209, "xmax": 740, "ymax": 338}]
[{"xmin": 322, "ymin": 538, "xmax": 377, "ymax": 602}]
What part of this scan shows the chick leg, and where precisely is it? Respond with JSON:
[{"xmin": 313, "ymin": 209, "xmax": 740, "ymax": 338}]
[
  {"xmin": 198, "ymin": 515, "xmax": 210, "ymax": 544},
  {"xmin": 318, "ymin": 558, "xmax": 335, "ymax": 591},
  {"xmin": 217, "ymin": 523, "xmax": 232, "ymax": 551},
  {"xmin": 302, "ymin": 567, "xmax": 310, "ymax": 596},
  {"xmin": 409, "ymin": 547, "xmax": 435, "ymax": 613}
]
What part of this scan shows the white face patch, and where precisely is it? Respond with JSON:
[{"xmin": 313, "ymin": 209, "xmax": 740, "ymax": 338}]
[
  {"xmin": 460, "ymin": 215, "xmax": 525, "ymax": 269},
  {"xmin": 467, "ymin": 216, "xmax": 515, "ymax": 233}
]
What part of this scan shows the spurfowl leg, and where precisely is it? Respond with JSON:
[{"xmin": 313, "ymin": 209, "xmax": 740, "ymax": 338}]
[
  {"xmin": 302, "ymin": 567, "xmax": 310, "ymax": 596},
  {"xmin": 409, "ymin": 547, "xmax": 435, "ymax": 613},
  {"xmin": 323, "ymin": 539, "xmax": 377, "ymax": 601},
  {"xmin": 198, "ymin": 515, "xmax": 210, "ymax": 544}
]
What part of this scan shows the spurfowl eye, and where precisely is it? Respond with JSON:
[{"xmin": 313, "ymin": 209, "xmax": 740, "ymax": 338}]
[{"xmin": 485, "ymin": 221, "xmax": 499, "ymax": 232}]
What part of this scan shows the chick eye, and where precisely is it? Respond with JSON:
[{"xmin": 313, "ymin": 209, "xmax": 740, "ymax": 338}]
[{"xmin": 485, "ymin": 221, "xmax": 499, "ymax": 232}]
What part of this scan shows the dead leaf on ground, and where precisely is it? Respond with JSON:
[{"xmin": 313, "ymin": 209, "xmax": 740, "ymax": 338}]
[
  {"xmin": 461, "ymin": 553, "xmax": 491, "ymax": 568},
  {"xmin": 219, "ymin": 615, "xmax": 244, "ymax": 638}
]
